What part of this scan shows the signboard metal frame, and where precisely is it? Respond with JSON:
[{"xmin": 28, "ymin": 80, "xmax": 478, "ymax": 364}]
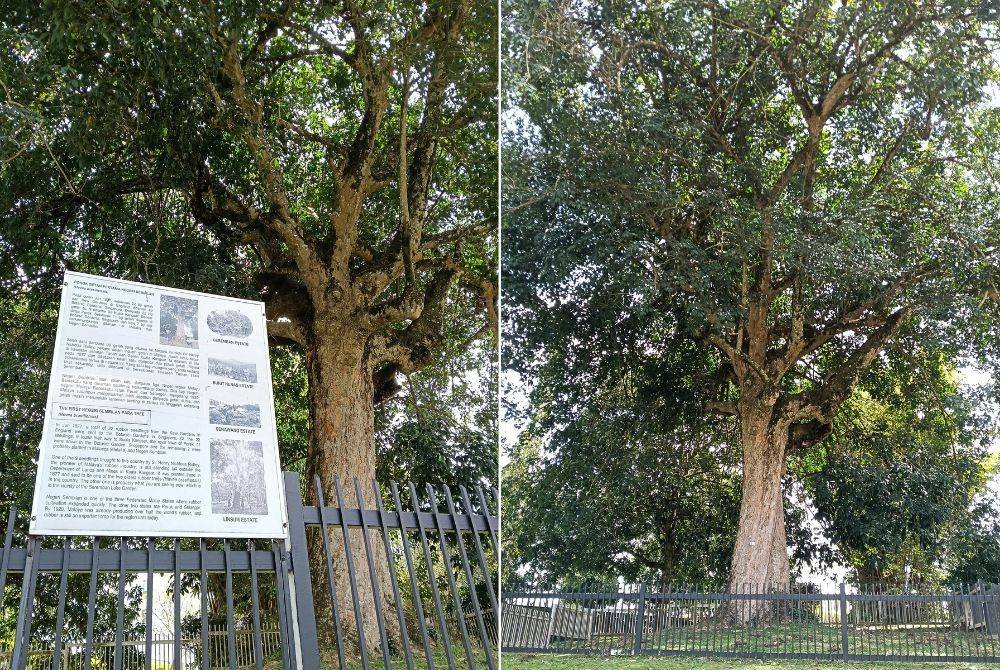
[{"xmin": 29, "ymin": 271, "xmax": 288, "ymax": 538}]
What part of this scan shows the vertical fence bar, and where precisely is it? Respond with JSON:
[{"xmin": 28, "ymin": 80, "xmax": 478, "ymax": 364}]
[
  {"xmin": 172, "ymin": 539, "xmax": 181, "ymax": 670},
  {"xmin": 248, "ymin": 540, "xmax": 265, "ymax": 670},
  {"xmin": 83, "ymin": 538, "xmax": 100, "ymax": 670},
  {"xmin": 312, "ymin": 476, "xmax": 348, "ymax": 670},
  {"xmin": 278, "ymin": 539, "xmax": 300, "ymax": 670},
  {"xmin": 372, "ymin": 481, "xmax": 414, "ymax": 670},
  {"xmin": 270, "ymin": 540, "xmax": 292, "ymax": 670},
  {"xmin": 390, "ymin": 482, "xmax": 434, "ymax": 670},
  {"xmin": 537, "ymin": 584, "xmax": 553, "ymax": 651},
  {"xmin": 633, "ymin": 582, "xmax": 646, "ymax": 656},
  {"xmin": 351, "ymin": 478, "xmax": 393, "ymax": 670},
  {"xmin": 425, "ymin": 484, "xmax": 477, "ymax": 669},
  {"xmin": 577, "ymin": 581, "xmax": 590, "ymax": 655},
  {"xmin": 199, "ymin": 539, "xmax": 210, "ymax": 670},
  {"xmin": 442, "ymin": 486, "xmax": 494, "ymax": 669},
  {"xmin": 674, "ymin": 582, "xmax": 685, "ymax": 656},
  {"xmin": 333, "ymin": 476, "xmax": 371, "ymax": 669},
  {"xmin": 0, "ymin": 508, "xmax": 16, "ymax": 610},
  {"xmin": 12, "ymin": 536, "xmax": 41, "ymax": 670},
  {"xmin": 224, "ymin": 540, "xmax": 237, "ymax": 670},
  {"xmin": 145, "ymin": 538, "xmax": 154, "ymax": 670},
  {"xmin": 839, "ymin": 583, "xmax": 849, "ymax": 662},
  {"xmin": 553, "ymin": 581, "xmax": 568, "ymax": 653},
  {"xmin": 476, "ymin": 483, "xmax": 501, "ymax": 646},
  {"xmin": 407, "ymin": 483, "xmax": 456, "ymax": 670},
  {"xmin": 460, "ymin": 487, "xmax": 498, "ymax": 618},
  {"xmin": 978, "ymin": 579, "xmax": 987, "ymax": 644},
  {"xmin": 567, "ymin": 580, "xmax": 584, "ymax": 654},
  {"xmin": 51, "ymin": 538, "xmax": 71, "ymax": 670},
  {"xmin": 706, "ymin": 584, "xmax": 717, "ymax": 657},
  {"xmin": 664, "ymin": 582, "xmax": 676, "ymax": 655},
  {"xmin": 282, "ymin": 472, "xmax": 321, "ymax": 670},
  {"xmin": 979, "ymin": 583, "xmax": 993, "ymax": 658},
  {"xmin": 114, "ymin": 537, "xmax": 127, "ymax": 670},
  {"xmin": 475, "ymin": 486, "xmax": 499, "ymax": 555}
]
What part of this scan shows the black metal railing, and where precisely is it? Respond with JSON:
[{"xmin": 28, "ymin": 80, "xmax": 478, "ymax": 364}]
[
  {"xmin": 0, "ymin": 628, "xmax": 283, "ymax": 670},
  {"xmin": 502, "ymin": 581, "xmax": 1000, "ymax": 663},
  {"xmin": 0, "ymin": 472, "xmax": 499, "ymax": 670},
  {"xmin": 296, "ymin": 475, "xmax": 499, "ymax": 670}
]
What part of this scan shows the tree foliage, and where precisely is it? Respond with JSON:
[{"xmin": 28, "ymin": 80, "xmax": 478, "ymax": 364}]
[{"xmin": 794, "ymin": 347, "xmax": 1000, "ymax": 586}]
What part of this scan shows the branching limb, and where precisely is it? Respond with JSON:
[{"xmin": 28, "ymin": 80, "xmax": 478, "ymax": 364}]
[
  {"xmin": 705, "ymin": 400, "xmax": 738, "ymax": 416},
  {"xmin": 779, "ymin": 305, "xmax": 912, "ymax": 425},
  {"xmin": 204, "ymin": 25, "xmax": 328, "ymax": 300}
]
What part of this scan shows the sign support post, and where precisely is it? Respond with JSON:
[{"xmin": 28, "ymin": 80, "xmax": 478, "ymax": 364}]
[{"xmin": 284, "ymin": 472, "xmax": 321, "ymax": 670}]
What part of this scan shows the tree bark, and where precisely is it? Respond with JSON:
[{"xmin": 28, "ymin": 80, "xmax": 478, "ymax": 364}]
[
  {"xmin": 727, "ymin": 394, "xmax": 790, "ymax": 622},
  {"xmin": 303, "ymin": 323, "xmax": 402, "ymax": 654},
  {"xmin": 768, "ymin": 489, "xmax": 791, "ymax": 590}
]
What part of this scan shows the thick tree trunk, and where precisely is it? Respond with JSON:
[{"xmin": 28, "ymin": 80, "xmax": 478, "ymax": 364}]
[
  {"xmin": 768, "ymin": 496, "xmax": 790, "ymax": 589},
  {"xmin": 727, "ymin": 398, "xmax": 790, "ymax": 623},
  {"xmin": 303, "ymin": 326, "xmax": 401, "ymax": 656}
]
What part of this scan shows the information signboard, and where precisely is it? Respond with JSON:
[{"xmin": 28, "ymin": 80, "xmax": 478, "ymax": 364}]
[{"xmin": 29, "ymin": 272, "xmax": 287, "ymax": 538}]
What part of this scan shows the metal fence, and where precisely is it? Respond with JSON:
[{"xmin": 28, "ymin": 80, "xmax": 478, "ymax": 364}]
[
  {"xmin": 502, "ymin": 582, "xmax": 1000, "ymax": 663},
  {"xmin": 1, "ymin": 629, "xmax": 282, "ymax": 670},
  {"xmin": 0, "ymin": 472, "xmax": 498, "ymax": 670}
]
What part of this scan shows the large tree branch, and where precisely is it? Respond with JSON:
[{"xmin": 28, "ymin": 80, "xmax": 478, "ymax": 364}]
[
  {"xmin": 776, "ymin": 261, "xmax": 938, "ymax": 375},
  {"xmin": 374, "ymin": 267, "xmax": 459, "ymax": 372},
  {"xmin": 705, "ymin": 331, "xmax": 766, "ymax": 383},
  {"xmin": 359, "ymin": 215, "xmax": 494, "ymax": 302},
  {"xmin": 261, "ymin": 273, "xmax": 312, "ymax": 347},
  {"xmin": 779, "ymin": 305, "xmax": 912, "ymax": 425},
  {"xmin": 207, "ymin": 28, "xmax": 329, "ymax": 300},
  {"xmin": 705, "ymin": 400, "xmax": 738, "ymax": 416},
  {"xmin": 458, "ymin": 272, "xmax": 498, "ymax": 340}
]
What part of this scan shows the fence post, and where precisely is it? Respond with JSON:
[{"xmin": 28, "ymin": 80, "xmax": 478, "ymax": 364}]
[
  {"xmin": 633, "ymin": 583, "xmax": 647, "ymax": 656},
  {"xmin": 284, "ymin": 472, "xmax": 321, "ymax": 670},
  {"xmin": 980, "ymin": 579, "xmax": 995, "ymax": 635},
  {"xmin": 839, "ymin": 582, "xmax": 849, "ymax": 662}
]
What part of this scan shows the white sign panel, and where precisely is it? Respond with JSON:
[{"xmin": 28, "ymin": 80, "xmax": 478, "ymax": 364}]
[{"xmin": 30, "ymin": 272, "xmax": 287, "ymax": 538}]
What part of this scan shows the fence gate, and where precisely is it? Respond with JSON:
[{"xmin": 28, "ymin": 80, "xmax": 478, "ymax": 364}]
[{"xmin": 1, "ymin": 472, "xmax": 498, "ymax": 670}]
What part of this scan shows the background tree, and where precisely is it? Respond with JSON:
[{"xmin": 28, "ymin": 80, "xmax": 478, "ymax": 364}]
[
  {"xmin": 502, "ymin": 315, "xmax": 744, "ymax": 586},
  {"xmin": 2, "ymin": 0, "xmax": 496, "ymax": 647},
  {"xmin": 795, "ymin": 346, "xmax": 999, "ymax": 587},
  {"xmin": 504, "ymin": 0, "xmax": 999, "ymax": 607}
]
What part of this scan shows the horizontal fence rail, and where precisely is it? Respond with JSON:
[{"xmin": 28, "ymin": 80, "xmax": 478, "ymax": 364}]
[
  {"xmin": 502, "ymin": 582, "xmax": 1000, "ymax": 663},
  {"xmin": 0, "ymin": 472, "xmax": 499, "ymax": 670}
]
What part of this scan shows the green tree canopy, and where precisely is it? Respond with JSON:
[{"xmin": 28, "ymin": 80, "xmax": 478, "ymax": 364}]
[{"xmin": 795, "ymin": 347, "xmax": 999, "ymax": 586}]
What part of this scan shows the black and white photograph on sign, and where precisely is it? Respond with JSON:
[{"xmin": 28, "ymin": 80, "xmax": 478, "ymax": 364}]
[
  {"xmin": 210, "ymin": 439, "xmax": 268, "ymax": 515},
  {"xmin": 208, "ymin": 357, "xmax": 258, "ymax": 383},
  {"xmin": 209, "ymin": 398, "xmax": 261, "ymax": 427},
  {"xmin": 159, "ymin": 294, "xmax": 199, "ymax": 348},
  {"xmin": 206, "ymin": 308, "xmax": 253, "ymax": 338}
]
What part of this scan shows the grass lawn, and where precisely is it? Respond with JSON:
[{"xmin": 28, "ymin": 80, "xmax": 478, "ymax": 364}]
[
  {"xmin": 501, "ymin": 654, "xmax": 998, "ymax": 670},
  {"xmin": 623, "ymin": 622, "xmax": 992, "ymax": 657},
  {"xmin": 321, "ymin": 644, "xmax": 489, "ymax": 669}
]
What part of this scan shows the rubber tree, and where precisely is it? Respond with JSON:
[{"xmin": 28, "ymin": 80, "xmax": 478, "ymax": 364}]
[
  {"xmin": 504, "ymin": 0, "xmax": 998, "ymax": 617},
  {"xmin": 2, "ymin": 0, "xmax": 496, "ymax": 646}
]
